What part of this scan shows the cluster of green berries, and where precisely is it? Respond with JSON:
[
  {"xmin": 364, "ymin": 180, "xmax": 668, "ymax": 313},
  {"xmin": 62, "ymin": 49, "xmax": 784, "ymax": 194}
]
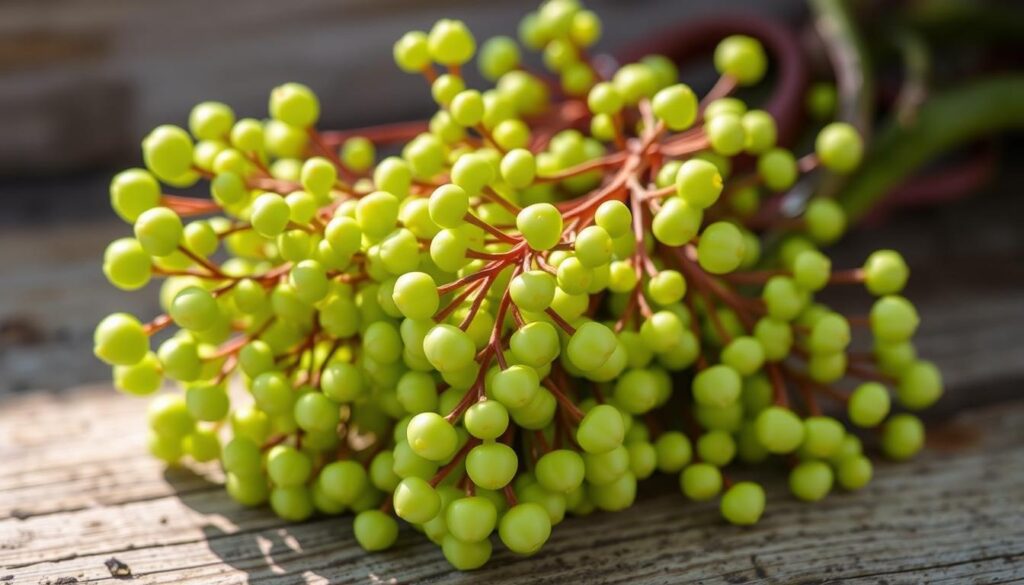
[{"xmin": 95, "ymin": 0, "xmax": 940, "ymax": 571}]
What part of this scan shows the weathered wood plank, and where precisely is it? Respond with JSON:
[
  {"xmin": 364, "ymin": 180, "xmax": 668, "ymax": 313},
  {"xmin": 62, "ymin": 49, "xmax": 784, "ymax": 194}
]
[
  {"xmin": 0, "ymin": 386, "xmax": 210, "ymax": 521},
  {"xmin": 2, "ymin": 384, "xmax": 1022, "ymax": 583},
  {"xmin": 0, "ymin": 0, "xmax": 796, "ymax": 171}
]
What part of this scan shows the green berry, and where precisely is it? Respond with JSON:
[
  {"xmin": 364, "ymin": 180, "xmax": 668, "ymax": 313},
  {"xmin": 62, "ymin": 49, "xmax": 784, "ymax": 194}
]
[
  {"xmin": 742, "ymin": 110, "xmax": 777, "ymax": 153},
  {"xmin": 354, "ymin": 510, "xmax": 399, "ymax": 551},
  {"xmin": 142, "ymin": 125, "xmax": 194, "ymax": 181},
  {"xmin": 466, "ymin": 442, "xmax": 518, "ymax": 489},
  {"xmin": 789, "ymin": 461, "xmax": 833, "ymax": 502},
  {"xmin": 652, "ymin": 84, "xmax": 697, "ymax": 130},
  {"xmin": 394, "ymin": 31, "xmax": 431, "ymax": 73},
  {"xmin": 576, "ymin": 404, "xmax": 625, "ymax": 454},
  {"xmin": 94, "ymin": 313, "xmax": 149, "ymax": 366},
  {"xmin": 500, "ymin": 149, "xmax": 537, "ymax": 189},
  {"xmin": 109, "ymin": 169, "xmax": 160, "ymax": 223},
  {"xmin": 692, "ymin": 365, "xmax": 742, "ymax": 407},
  {"xmin": 882, "ymin": 414, "xmax": 925, "ymax": 460},
  {"xmin": 675, "ymin": 159, "xmax": 723, "ymax": 209},
  {"xmin": 393, "ymin": 476, "xmax": 442, "ymax": 523},
  {"xmin": 169, "ymin": 287, "xmax": 219, "ymax": 332},
  {"xmin": 134, "ymin": 207, "xmax": 183, "ymax": 257},
  {"xmin": 465, "ymin": 400, "xmax": 509, "ymax": 440},
  {"xmin": 897, "ymin": 360, "xmax": 943, "ymax": 410},
  {"xmin": 848, "ymin": 382, "xmax": 891, "ymax": 427},
  {"xmin": 836, "ymin": 455, "xmax": 873, "ymax": 490},
  {"xmin": 499, "ymin": 503, "xmax": 551, "ymax": 555},
  {"xmin": 804, "ymin": 198, "xmax": 847, "ymax": 244},
  {"xmin": 393, "ymin": 272, "xmax": 440, "ymax": 320},
  {"xmin": 451, "ymin": 90, "xmax": 485, "ymax": 127},
  {"xmin": 816, "ymin": 122, "xmax": 863, "ymax": 173},
  {"xmin": 516, "ymin": 203, "xmax": 563, "ymax": 250},
  {"xmin": 269, "ymin": 82, "xmax": 320, "ymax": 128},
  {"xmin": 720, "ymin": 481, "xmax": 765, "ymax": 525},
  {"xmin": 319, "ymin": 460, "xmax": 368, "ymax": 505},
  {"xmin": 697, "ymin": 222, "xmax": 745, "ymax": 274},
  {"xmin": 103, "ymin": 238, "xmax": 152, "ymax": 291},
  {"xmin": 406, "ymin": 412, "xmax": 458, "ymax": 462},
  {"xmin": 680, "ymin": 463, "xmax": 722, "ymax": 501},
  {"xmin": 428, "ymin": 19, "xmax": 476, "ymax": 65},
  {"xmin": 870, "ymin": 295, "xmax": 920, "ymax": 342},
  {"xmin": 479, "ymin": 36, "xmax": 521, "ymax": 80},
  {"xmin": 863, "ymin": 250, "xmax": 909, "ymax": 295},
  {"xmin": 755, "ymin": 406, "xmax": 805, "ymax": 454},
  {"xmin": 758, "ymin": 148, "xmax": 798, "ymax": 192},
  {"xmin": 595, "ymin": 200, "xmax": 632, "ymax": 238},
  {"xmin": 714, "ymin": 35, "xmax": 767, "ymax": 85}
]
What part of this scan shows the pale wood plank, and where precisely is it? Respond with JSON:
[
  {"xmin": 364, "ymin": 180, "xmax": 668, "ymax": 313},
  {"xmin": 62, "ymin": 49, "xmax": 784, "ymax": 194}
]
[{"xmin": 2, "ymin": 390, "xmax": 1022, "ymax": 583}]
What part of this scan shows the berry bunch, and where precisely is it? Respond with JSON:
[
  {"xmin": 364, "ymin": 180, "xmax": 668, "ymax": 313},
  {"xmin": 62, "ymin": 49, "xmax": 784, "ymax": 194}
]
[{"xmin": 96, "ymin": 0, "xmax": 941, "ymax": 570}]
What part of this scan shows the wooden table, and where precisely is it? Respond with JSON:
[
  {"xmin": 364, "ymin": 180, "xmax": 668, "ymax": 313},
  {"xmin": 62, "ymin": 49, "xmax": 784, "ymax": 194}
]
[
  {"xmin": 3, "ymin": 177, "xmax": 1024, "ymax": 584},
  {"xmin": 1, "ymin": 384, "xmax": 1022, "ymax": 584}
]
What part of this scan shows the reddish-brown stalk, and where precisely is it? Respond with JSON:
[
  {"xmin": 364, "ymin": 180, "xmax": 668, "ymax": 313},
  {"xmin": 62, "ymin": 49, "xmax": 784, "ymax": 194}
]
[
  {"xmin": 307, "ymin": 128, "xmax": 360, "ymax": 184},
  {"xmin": 143, "ymin": 313, "xmax": 173, "ymax": 335},
  {"xmin": 320, "ymin": 120, "xmax": 430, "ymax": 147},
  {"xmin": 444, "ymin": 347, "xmax": 494, "ymax": 423},
  {"xmin": 541, "ymin": 379, "xmax": 585, "ymax": 423},
  {"xmin": 766, "ymin": 362, "xmax": 791, "ymax": 408},
  {"xmin": 208, "ymin": 317, "xmax": 275, "ymax": 360},
  {"xmin": 429, "ymin": 438, "xmax": 480, "ymax": 488},
  {"xmin": 160, "ymin": 195, "xmax": 221, "ymax": 217}
]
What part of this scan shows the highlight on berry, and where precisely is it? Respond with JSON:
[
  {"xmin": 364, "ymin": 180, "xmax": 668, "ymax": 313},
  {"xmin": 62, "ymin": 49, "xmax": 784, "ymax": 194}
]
[{"xmin": 97, "ymin": 0, "xmax": 940, "ymax": 571}]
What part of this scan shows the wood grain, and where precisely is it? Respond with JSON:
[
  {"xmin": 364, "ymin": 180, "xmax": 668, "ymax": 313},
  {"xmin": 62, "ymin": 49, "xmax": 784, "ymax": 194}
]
[{"xmin": 1, "ymin": 381, "xmax": 1023, "ymax": 584}]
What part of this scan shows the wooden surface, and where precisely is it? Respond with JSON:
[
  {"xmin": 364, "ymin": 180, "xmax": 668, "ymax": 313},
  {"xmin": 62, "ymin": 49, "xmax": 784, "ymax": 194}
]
[
  {"xmin": 1, "ymin": 386, "xmax": 1023, "ymax": 584},
  {"xmin": 2, "ymin": 174, "xmax": 1024, "ymax": 583},
  {"xmin": 0, "ymin": 0, "xmax": 793, "ymax": 173}
]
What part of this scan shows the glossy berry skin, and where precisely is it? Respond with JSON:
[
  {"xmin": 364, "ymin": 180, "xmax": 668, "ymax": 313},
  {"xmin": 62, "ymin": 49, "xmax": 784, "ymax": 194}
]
[
  {"xmin": 816, "ymin": 122, "xmax": 863, "ymax": 173},
  {"xmin": 714, "ymin": 35, "xmax": 767, "ymax": 85},
  {"xmin": 407, "ymin": 413, "xmax": 459, "ymax": 462},
  {"xmin": 354, "ymin": 510, "xmax": 399, "ymax": 551},
  {"xmin": 499, "ymin": 503, "xmax": 552, "ymax": 555},
  {"xmin": 269, "ymin": 82, "xmax": 320, "ymax": 127},
  {"xmin": 652, "ymin": 84, "xmax": 698, "ymax": 130},
  {"xmin": 428, "ymin": 19, "xmax": 476, "ymax": 66},
  {"xmin": 517, "ymin": 203, "xmax": 563, "ymax": 250},
  {"xmin": 94, "ymin": 313, "xmax": 148, "ymax": 366},
  {"xmin": 721, "ymin": 481, "xmax": 765, "ymax": 525}
]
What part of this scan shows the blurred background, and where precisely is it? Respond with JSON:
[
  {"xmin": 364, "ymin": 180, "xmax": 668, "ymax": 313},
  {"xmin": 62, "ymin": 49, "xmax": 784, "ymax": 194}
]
[
  {"xmin": 0, "ymin": 0, "xmax": 1021, "ymax": 398},
  {"xmin": 1, "ymin": 0, "xmax": 798, "ymax": 198}
]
